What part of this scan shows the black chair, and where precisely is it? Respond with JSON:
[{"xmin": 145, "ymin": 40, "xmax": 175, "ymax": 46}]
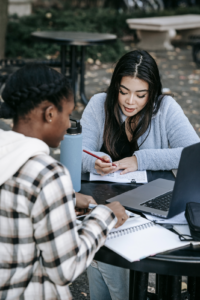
[{"xmin": 189, "ymin": 35, "xmax": 200, "ymax": 68}]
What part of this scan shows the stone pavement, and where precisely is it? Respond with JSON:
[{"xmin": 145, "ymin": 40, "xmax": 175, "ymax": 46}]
[{"xmin": 0, "ymin": 45, "xmax": 199, "ymax": 299}]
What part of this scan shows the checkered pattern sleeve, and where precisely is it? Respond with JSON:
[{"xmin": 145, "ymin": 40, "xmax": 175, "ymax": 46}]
[{"xmin": 31, "ymin": 157, "xmax": 117, "ymax": 286}]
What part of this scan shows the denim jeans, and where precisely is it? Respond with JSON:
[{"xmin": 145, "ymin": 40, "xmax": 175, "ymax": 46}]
[{"xmin": 87, "ymin": 260, "xmax": 130, "ymax": 300}]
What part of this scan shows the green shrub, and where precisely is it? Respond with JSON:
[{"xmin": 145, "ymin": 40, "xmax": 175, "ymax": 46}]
[{"xmin": 5, "ymin": 7, "xmax": 200, "ymax": 62}]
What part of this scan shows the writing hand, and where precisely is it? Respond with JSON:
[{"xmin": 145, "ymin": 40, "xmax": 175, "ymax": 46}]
[
  {"xmin": 113, "ymin": 156, "xmax": 138, "ymax": 175},
  {"xmin": 95, "ymin": 155, "xmax": 117, "ymax": 175}
]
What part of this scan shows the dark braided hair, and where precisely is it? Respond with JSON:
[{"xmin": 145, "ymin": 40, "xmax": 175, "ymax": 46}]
[{"xmin": 0, "ymin": 64, "xmax": 73, "ymax": 121}]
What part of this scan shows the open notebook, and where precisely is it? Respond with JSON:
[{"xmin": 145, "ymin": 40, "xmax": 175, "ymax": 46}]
[
  {"xmin": 90, "ymin": 170, "xmax": 147, "ymax": 183},
  {"xmin": 105, "ymin": 216, "xmax": 191, "ymax": 262}
]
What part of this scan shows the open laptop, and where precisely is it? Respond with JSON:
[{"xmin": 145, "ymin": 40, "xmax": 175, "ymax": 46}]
[{"xmin": 106, "ymin": 142, "xmax": 200, "ymax": 219}]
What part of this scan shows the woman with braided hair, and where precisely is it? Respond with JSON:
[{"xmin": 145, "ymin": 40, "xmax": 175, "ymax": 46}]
[
  {"xmin": 81, "ymin": 50, "xmax": 200, "ymax": 299},
  {"xmin": 0, "ymin": 64, "xmax": 128, "ymax": 300}
]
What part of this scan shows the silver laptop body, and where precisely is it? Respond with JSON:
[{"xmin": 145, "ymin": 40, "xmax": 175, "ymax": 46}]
[{"xmin": 107, "ymin": 178, "xmax": 174, "ymax": 218}]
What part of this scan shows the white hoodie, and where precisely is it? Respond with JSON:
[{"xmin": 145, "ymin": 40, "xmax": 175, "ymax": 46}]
[{"xmin": 0, "ymin": 129, "xmax": 49, "ymax": 186}]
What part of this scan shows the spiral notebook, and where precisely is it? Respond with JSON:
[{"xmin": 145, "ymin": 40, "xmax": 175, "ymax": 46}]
[{"xmin": 105, "ymin": 217, "xmax": 190, "ymax": 262}]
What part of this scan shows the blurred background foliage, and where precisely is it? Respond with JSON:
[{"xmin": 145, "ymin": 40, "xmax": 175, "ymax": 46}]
[{"xmin": 6, "ymin": 5, "xmax": 200, "ymax": 63}]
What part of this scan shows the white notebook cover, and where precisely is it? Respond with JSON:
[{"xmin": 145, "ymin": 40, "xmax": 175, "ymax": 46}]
[{"xmin": 105, "ymin": 217, "xmax": 190, "ymax": 262}]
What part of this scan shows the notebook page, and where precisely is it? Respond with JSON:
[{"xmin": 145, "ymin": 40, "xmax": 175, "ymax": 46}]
[
  {"xmin": 90, "ymin": 170, "xmax": 147, "ymax": 183},
  {"xmin": 105, "ymin": 218, "xmax": 190, "ymax": 262}
]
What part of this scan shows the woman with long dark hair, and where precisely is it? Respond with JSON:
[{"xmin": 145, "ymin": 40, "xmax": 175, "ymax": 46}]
[
  {"xmin": 82, "ymin": 50, "xmax": 199, "ymax": 175},
  {"xmin": 0, "ymin": 64, "xmax": 127, "ymax": 300},
  {"xmin": 81, "ymin": 50, "xmax": 199, "ymax": 299}
]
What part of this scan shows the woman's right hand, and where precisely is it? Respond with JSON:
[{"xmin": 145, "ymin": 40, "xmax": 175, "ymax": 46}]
[
  {"xmin": 106, "ymin": 201, "xmax": 128, "ymax": 228},
  {"xmin": 95, "ymin": 155, "xmax": 117, "ymax": 175}
]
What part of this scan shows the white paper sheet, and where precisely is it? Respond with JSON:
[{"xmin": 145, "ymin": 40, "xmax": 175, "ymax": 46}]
[
  {"xmin": 173, "ymin": 225, "xmax": 190, "ymax": 236},
  {"xmin": 173, "ymin": 225, "xmax": 200, "ymax": 245},
  {"xmin": 90, "ymin": 170, "xmax": 148, "ymax": 183},
  {"xmin": 143, "ymin": 211, "xmax": 188, "ymax": 225}
]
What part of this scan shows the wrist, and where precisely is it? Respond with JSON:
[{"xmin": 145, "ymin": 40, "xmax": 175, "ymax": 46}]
[
  {"xmin": 133, "ymin": 152, "xmax": 140, "ymax": 170},
  {"xmin": 133, "ymin": 155, "xmax": 138, "ymax": 170}
]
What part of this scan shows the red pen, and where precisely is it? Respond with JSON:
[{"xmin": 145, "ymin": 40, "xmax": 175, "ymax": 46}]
[{"xmin": 83, "ymin": 150, "xmax": 117, "ymax": 167}]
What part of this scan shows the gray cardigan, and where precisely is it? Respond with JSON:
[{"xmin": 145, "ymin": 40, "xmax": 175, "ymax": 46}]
[{"xmin": 81, "ymin": 93, "xmax": 199, "ymax": 174}]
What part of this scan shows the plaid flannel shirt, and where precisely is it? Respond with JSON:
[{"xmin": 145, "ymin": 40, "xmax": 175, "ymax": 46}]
[{"xmin": 0, "ymin": 154, "xmax": 117, "ymax": 300}]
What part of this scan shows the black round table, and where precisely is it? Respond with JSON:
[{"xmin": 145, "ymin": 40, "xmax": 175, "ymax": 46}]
[
  {"xmin": 80, "ymin": 171, "xmax": 200, "ymax": 300},
  {"xmin": 31, "ymin": 31, "xmax": 117, "ymax": 104}
]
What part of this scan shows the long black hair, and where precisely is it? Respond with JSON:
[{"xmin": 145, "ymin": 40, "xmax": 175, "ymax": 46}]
[
  {"xmin": 0, "ymin": 64, "xmax": 73, "ymax": 122},
  {"xmin": 103, "ymin": 50, "xmax": 164, "ymax": 159}
]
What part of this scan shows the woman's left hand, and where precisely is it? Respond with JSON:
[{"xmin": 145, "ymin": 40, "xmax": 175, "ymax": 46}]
[
  {"xmin": 113, "ymin": 156, "xmax": 138, "ymax": 175},
  {"xmin": 75, "ymin": 192, "xmax": 97, "ymax": 209}
]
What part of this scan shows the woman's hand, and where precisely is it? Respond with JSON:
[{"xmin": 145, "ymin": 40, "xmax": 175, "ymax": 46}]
[
  {"xmin": 75, "ymin": 192, "xmax": 97, "ymax": 216},
  {"xmin": 95, "ymin": 155, "xmax": 117, "ymax": 175},
  {"xmin": 114, "ymin": 156, "xmax": 138, "ymax": 175},
  {"xmin": 75, "ymin": 192, "xmax": 97, "ymax": 208},
  {"xmin": 106, "ymin": 201, "xmax": 128, "ymax": 228}
]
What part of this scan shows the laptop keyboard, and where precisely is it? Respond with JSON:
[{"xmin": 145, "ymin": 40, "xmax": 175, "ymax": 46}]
[{"xmin": 140, "ymin": 191, "xmax": 173, "ymax": 211}]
